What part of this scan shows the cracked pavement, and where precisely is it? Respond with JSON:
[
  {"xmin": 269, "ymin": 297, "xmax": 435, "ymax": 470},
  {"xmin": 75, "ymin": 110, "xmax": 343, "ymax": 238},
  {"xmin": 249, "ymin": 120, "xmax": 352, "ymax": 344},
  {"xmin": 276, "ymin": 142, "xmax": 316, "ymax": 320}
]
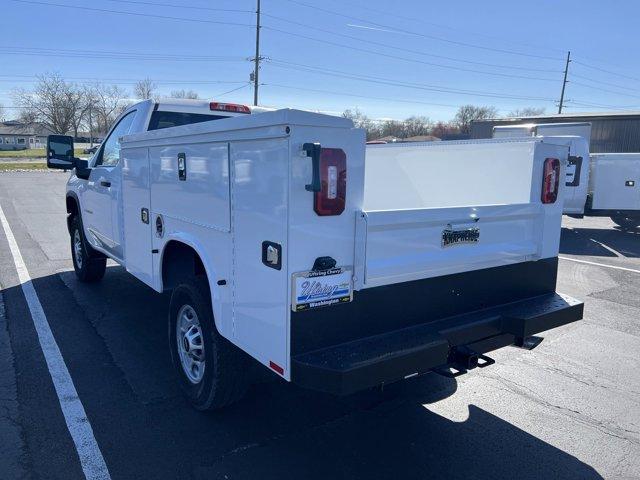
[{"xmin": 0, "ymin": 172, "xmax": 638, "ymax": 479}]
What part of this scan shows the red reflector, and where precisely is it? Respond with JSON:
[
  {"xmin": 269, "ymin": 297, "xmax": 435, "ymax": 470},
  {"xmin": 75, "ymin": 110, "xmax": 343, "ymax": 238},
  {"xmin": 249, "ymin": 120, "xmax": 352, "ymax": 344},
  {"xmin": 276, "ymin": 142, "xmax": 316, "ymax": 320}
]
[
  {"xmin": 269, "ymin": 361, "xmax": 284, "ymax": 375},
  {"xmin": 315, "ymin": 148, "xmax": 346, "ymax": 216},
  {"xmin": 541, "ymin": 157, "xmax": 560, "ymax": 204},
  {"xmin": 209, "ymin": 102, "xmax": 250, "ymax": 114}
]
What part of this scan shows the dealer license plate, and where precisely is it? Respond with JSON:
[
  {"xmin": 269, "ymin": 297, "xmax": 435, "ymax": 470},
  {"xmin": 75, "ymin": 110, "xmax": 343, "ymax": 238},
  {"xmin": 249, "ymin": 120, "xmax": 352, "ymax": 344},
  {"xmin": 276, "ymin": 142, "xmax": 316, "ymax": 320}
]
[{"xmin": 291, "ymin": 267, "xmax": 353, "ymax": 312}]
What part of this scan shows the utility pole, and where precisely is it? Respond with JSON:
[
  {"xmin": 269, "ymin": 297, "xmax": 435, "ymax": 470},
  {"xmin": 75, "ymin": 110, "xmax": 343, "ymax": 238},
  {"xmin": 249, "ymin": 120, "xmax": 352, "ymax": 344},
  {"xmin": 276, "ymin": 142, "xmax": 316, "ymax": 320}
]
[
  {"xmin": 88, "ymin": 104, "xmax": 93, "ymax": 148},
  {"xmin": 558, "ymin": 50, "xmax": 571, "ymax": 114},
  {"xmin": 253, "ymin": 0, "xmax": 261, "ymax": 106}
]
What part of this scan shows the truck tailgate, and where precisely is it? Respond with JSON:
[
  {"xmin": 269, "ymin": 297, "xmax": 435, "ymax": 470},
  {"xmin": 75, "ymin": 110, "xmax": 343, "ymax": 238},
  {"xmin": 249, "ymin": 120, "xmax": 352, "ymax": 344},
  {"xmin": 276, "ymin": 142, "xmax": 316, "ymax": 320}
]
[
  {"xmin": 355, "ymin": 203, "xmax": 544, "ymax": 288},
  {"xmin": 355, "ymin": 138, "xmax": 569, "ymax": 290}
]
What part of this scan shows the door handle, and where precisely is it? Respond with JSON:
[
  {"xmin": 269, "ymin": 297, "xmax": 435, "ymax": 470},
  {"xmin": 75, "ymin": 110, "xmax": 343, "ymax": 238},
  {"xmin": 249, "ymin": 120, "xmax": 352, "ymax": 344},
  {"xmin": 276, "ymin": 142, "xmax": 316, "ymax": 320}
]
[{"xmin": 100, "ymin": 180, "xmax": 111, "ymax": 187}]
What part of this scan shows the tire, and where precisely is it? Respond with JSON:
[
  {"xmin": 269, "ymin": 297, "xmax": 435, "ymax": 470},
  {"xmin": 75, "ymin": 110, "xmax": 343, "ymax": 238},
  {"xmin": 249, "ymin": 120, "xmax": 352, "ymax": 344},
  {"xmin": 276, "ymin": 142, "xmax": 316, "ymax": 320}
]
[
  {"xmin": 610, "ymin": 214, "xmax": 640, "ymax": 230},
  {"xmin": 169, "ymin": 277, "xmax": 249, "ymax": 410},
  {"xmin": 70, "ymin": 215, "xmax": 106, "ymax": 282}
]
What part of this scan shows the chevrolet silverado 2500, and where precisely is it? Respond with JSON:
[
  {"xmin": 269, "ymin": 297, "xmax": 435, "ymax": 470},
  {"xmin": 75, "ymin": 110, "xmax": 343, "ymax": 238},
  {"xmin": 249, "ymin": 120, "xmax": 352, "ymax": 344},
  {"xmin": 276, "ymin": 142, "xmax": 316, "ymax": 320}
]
[{"xmin": 46, "ymin": 100, "xmax": 583, "ymax": 409}]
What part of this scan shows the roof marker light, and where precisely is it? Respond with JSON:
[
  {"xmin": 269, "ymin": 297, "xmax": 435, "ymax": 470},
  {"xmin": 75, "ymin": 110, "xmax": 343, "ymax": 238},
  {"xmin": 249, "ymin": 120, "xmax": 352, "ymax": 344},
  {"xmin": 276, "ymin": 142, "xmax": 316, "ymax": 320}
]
[{"xmin": 209, "ymin": 102, "xmax": 250, "ymax": 114}]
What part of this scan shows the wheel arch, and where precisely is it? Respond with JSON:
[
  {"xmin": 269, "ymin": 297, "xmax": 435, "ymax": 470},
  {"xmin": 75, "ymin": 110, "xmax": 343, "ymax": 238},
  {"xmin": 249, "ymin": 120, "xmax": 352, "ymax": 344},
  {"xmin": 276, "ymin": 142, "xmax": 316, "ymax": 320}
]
[
  {"xmin": 65, "ymin": 192, "xmax": 80, "ymax": 234},
  {"xmin": 161, "ymin": 239, "xmax": 210, "ymax": 291},
  {"xmin": 160, "ymin": 237, "xmax": 227, "ymax": 336}
]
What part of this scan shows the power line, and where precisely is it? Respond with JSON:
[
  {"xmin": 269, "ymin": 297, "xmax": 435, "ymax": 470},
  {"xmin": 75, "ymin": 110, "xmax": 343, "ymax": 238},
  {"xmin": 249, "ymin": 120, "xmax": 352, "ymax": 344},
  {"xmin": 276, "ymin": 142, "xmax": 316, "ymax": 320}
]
[
  {"xmin": 103, "ymin": 0, "xmax": 252, "ymax": 13},
  {"xmin": 325, "ymin": 0, "xmax": 568, "ymax": 55},
  {"xmin": 572, "ymin": 59, "xmax": 640, "ymax": 83},
  {"xmin": 0, "ymin": 48, "xmax": 246, "ymax": 62},
  {"xmin": 570, "ymin": 72, "xmax": 640, "ymax": 94},
  {"xmin": 0, "ymin": 77, "xmax": 248, "ymax": 86},
  {"xmin": 0, "ymin": 46, "xmax": 243, "ymax": 59},
  {"xmin": 274, "ymin": 0, "xmax": 564, "ymax": 61},
  {"xmin": 262, "ymin": 13, "xmax": 561, "ymax": 73},
  {"xmin": 262, "ymin": 26, "xmax": 559, "ymax": 82},
  {"xmin": 565, "ymin": 99, "xmax": 640, "ymax": 110},
  {"xmin": 9, "ymin": 0, "xmax": 254, "ymax": 27},
  {"xmin": 569, "ymin": 80, "xmax": 640, "ymax": 100},
  {"xmin": 263, "ymin": 83, "xmax": 507, "ymax": 109},
  {"xmin": 267, "ymin": 59, "xmax": 556, "ymax": 101},
  {"xmin": 215, "ymin": 83, "xmax": 252, "ymax": 98}
]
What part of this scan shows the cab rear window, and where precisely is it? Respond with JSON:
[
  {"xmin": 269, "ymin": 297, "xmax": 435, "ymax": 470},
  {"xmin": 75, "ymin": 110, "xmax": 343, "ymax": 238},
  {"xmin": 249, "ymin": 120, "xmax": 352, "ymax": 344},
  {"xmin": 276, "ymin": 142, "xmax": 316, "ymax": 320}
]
[{"xmin": 148, "ymin": 111, "xmax": 228, "ymax": 131}]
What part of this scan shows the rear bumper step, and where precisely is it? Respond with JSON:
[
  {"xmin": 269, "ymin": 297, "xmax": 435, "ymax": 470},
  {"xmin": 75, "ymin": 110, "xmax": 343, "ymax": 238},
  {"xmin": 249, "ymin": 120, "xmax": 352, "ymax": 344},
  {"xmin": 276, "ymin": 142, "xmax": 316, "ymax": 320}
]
[{"xmin": 291, "ymin": 292, "xmax": 583, "ymax": 395}]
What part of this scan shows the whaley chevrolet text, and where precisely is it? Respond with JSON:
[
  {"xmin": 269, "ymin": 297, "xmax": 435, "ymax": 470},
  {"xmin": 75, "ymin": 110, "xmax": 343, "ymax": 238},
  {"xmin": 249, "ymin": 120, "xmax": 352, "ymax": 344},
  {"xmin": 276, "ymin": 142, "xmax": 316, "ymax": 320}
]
[{"xmin": 46, "ymin": 99, "xmax": 583, "ymax": 409}]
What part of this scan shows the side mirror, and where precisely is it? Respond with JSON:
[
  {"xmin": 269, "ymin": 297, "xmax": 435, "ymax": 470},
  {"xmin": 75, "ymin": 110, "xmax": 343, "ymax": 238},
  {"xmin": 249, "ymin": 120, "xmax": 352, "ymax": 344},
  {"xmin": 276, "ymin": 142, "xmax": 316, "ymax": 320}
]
[
  {"xmin": 75, "ymin": 159, "xmax": 91, "ymax": 180},
  {"xmin": 47, "ymin": 135, "xmax": 76, "ymax": 170}
]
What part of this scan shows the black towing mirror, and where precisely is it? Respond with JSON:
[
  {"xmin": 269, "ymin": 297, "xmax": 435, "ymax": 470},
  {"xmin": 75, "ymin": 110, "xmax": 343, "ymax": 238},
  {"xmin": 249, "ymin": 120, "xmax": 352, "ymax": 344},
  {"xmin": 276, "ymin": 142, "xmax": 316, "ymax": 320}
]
[
  {"xmin": 46, "ymin": 135, "xmax": 91, "ymax": 179},
  {"xmin": 46, "ymin": 135, "xmax": 76, "ymax": 170}
]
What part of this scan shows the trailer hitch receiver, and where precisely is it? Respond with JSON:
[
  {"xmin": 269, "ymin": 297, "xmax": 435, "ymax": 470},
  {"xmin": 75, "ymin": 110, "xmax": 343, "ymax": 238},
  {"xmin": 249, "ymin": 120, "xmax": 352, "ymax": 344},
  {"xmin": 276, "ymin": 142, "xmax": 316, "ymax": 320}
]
[
  {"xmin": 434, "ymin": 346, "xmax": 495, "ymax": 378},
  {"xmin": 453, "ymin": 345, "xmax": 480, "ymax": 370}
]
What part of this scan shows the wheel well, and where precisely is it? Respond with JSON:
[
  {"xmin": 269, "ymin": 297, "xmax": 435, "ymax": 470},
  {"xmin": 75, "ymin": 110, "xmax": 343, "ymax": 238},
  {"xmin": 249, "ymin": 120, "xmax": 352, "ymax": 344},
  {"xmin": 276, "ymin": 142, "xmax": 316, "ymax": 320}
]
[
  {"xmin": 66, "ymin": 196, "xmax": 79, "ymax": 234},
  {"xmin": 162, "ymin": 241, "xmax": 207, "ymax": 292}
]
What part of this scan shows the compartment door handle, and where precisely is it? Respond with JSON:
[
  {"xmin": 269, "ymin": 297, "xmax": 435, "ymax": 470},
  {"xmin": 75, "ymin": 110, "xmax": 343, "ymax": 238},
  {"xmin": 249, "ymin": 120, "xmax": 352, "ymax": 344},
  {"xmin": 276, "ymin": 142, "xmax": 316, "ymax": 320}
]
[{"xmin": 303, "ymin": 142, "xmax": 321, "ymax": 192}]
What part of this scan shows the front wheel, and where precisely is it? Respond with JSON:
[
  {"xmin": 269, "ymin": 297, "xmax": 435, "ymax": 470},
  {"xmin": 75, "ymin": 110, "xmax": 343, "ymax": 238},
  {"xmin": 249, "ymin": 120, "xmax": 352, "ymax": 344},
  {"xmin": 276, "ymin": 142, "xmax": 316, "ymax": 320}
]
[
  {"xmin": 610, "ymin": 214, "xmax": 640, "ymax": 230},
  {"xmin": 70, "ymin": 216, "xmax": 106, "ymax": 282},
  {"xmin": 169, "ymin": 277, "xmax": 250, "ymax": 410}
]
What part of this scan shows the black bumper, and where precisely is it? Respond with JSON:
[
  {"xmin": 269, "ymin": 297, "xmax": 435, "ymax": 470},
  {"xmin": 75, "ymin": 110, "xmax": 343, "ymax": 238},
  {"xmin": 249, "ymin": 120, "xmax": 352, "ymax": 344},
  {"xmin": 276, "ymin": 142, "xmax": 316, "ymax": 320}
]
[{"xmin": 291, "ymin": 292, "xmax": 583, "ymax": 395}]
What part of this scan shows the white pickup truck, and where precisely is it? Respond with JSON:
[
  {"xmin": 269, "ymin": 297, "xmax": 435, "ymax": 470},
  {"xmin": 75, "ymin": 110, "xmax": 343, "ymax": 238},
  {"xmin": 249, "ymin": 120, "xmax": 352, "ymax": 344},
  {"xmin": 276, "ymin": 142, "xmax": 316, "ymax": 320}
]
[
  {"xmin": 494, "ymin": 122, "xmax": 640, "ymax": 229},
  {"xmin": 47, "ymin": 99, "xmax": 583, "ymax": 409}
]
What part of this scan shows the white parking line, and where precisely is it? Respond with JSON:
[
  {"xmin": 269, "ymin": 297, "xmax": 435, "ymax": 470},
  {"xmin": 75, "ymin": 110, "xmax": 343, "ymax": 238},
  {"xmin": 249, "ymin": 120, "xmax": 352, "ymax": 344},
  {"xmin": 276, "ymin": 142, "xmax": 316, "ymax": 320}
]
[
  {"xmin": 0, "ymin": 204, "xmax": 111, "ymax": 480},
  {"xmin": 559, "ymin": 256, "xmax": 640, "ymax": 274}
]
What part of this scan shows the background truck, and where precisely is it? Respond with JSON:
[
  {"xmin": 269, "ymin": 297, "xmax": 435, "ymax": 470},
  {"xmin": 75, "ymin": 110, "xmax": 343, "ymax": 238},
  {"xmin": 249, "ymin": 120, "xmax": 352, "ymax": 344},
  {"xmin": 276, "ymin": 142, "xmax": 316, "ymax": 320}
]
[
  {"xmin": 493, "ymin": 122, "xmax": 640, "ymax": 229},
  {"xmin": 46, "ymin": 101, "xmax": 583, "ymax": 409}
]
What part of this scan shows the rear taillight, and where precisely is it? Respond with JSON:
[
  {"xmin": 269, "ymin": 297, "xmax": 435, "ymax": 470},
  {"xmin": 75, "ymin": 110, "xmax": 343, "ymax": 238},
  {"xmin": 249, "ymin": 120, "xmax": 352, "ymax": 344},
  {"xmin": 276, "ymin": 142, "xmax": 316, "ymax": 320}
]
[
  {"xmin": 315, "ymin": 148, "xmax": 346, "ymax": 216},
  {"xmin": 209, "ymin": 102, "xmax": 250, "ymax": 113},
  {"xmin": 541, "ymin": 157, "xmax": 560, "ymax": 204}
]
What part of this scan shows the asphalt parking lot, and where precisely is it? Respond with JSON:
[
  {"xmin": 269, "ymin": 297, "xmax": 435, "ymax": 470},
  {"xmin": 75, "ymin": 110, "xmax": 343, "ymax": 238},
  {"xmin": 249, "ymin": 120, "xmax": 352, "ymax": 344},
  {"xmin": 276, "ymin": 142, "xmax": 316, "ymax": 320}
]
[{"xmin": 0, "ymin": 171, "xmax": 639, "ymax": 480}]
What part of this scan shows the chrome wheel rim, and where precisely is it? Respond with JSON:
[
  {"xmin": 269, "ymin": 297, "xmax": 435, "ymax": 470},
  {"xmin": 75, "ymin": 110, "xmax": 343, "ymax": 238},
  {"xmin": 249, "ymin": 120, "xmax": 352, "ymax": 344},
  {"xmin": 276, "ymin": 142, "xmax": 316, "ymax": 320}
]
[
  {"xmin": 176, "ymin": 305, "xmax": 205, "ymax": 384},
  {"xmin": 73, "ymin": 229, "xmax": 83, "ymax": 269}
]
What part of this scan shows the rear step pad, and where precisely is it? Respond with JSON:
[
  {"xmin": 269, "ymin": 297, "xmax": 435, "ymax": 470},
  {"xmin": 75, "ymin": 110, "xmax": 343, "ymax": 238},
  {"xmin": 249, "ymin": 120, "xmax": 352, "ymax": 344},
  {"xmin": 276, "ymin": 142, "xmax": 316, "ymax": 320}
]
[{"xmin": 291, "ymin": 292, "xmax": 583, "ymax": 395}]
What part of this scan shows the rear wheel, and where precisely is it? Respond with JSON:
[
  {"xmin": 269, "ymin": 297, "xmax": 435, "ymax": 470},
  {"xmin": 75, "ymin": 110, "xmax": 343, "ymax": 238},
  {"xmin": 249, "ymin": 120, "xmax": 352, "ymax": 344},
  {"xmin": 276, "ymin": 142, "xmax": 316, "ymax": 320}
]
[
  {"xmin": 610, "ymin": 214, "xmax": 640, "ymax": 230},
  {"xmin": 169, "ymin": 277, "xmax": 249, "ymax": 410},
  {"xmin": 70, "ymin": 216, "xmax": 106, "ymax": 282}
]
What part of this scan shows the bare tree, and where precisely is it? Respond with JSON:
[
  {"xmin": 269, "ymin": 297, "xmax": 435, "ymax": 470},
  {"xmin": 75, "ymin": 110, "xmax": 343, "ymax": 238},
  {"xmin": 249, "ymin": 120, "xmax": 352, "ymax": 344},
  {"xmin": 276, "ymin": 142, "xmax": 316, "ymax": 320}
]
[
  {"xmin": 0, "ymin": 103, "xmax": 5, "ymax": 122},
  {"xmin": 376, "ymin": 116, "xmax": 431, "ymax": 139},
  {"xmin": 134, "ymin": 78, "xmax": 157, "ymax": 100},
  {"xmin": 402, "ymin": 116, "xmax": 432, "ymax": 137},
  {"xmin": 86, "ymin": 83, "xmax": 129, "ymax": 136},
  {"xmin": 169, "ymin": 89, "xmax": 200, "ymax": 99},
  {"xmin": 453, "ymin": 105, "xmax": 498, "ymax": 135},
  {"xmin": 342, "ymin": 108, "xmax": 380, "ymax": 140},
  {"xmin": 343, "ymin": 110, "xmax": 433, "ymax": 140},
  {"xmin": 508, "ymin": 107, "xmax": 546, "ymax": 117},
  {"xmin": 379, "ymin": 120, "xmax": 405, "ymax": 139},
  {"xmin": 431, "ymin": 121, "xmax": 459, "ymax": 138},
  {"xmin": 12, "ymin": 73, "xmax": 87, "ymax": 135},
  {"xmin": 18, "ymin": 108, "xmax": 38, "ymax": 124}
]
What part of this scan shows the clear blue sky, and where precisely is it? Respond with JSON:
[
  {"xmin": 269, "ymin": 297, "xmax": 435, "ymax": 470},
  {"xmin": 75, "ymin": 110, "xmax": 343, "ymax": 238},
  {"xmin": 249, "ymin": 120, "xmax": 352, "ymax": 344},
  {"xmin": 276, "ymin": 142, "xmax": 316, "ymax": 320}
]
[{"xmin": 2, "ymin": 0, "xmax": 640, "ymax": 121}]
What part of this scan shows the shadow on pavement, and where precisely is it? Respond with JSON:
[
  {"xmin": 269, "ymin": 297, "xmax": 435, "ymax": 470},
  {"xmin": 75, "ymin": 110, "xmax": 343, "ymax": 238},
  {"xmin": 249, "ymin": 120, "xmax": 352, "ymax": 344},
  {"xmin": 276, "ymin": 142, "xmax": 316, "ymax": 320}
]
[
  {"xmin": 560, "ymin": 225, "xmax": 640, "ymax": 258},
  {"xmin": 4, "ymin": 265, "xmax": 603, "ymax": 480},
  {"xmin": 198, "ymin": 402, "xmax": 603, "ymax": 480}
]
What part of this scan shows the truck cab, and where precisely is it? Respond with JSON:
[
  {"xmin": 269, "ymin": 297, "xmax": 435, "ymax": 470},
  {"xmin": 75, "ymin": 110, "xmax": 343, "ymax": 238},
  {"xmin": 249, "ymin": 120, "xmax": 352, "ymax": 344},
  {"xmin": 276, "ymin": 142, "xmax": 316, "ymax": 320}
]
[{"xmin": 60, "ymin": 99, "xmax": 262, "ymax": 264}]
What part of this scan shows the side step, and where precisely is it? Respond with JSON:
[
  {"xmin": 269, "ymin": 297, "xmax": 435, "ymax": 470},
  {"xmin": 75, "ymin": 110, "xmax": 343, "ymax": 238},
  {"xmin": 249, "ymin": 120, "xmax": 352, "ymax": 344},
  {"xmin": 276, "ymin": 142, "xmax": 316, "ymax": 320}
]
[{"xmin": 292, "ymin": 329, "xmax": 450, "ymax": 396}]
